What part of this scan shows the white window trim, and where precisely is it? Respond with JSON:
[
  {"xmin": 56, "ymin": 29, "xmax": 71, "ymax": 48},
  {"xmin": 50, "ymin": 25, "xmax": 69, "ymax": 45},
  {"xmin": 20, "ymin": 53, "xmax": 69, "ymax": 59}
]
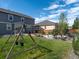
[
  {"xmin": 6, "ymin": 23, "xmax": 12, "ymax": 30},
  {"xmin": 8, "ymin": 14, "xmax": 14, "ymax": 21}
]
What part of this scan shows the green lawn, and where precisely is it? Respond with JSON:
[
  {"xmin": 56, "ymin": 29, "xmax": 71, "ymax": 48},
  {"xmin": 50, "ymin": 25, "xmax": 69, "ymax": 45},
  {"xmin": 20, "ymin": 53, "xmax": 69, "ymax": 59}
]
[{"xmin": 0, "ymin": 35, "xmax": 71, "ymax": 59}]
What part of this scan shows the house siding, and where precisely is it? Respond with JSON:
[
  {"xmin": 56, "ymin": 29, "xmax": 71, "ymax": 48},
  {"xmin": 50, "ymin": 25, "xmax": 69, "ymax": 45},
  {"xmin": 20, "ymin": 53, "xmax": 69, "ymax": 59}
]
[
  {"xmin": 13, "ymin": 15, "xmax": 21, "ymax": 22},
  {"xmin": 24, "ymin": 18, "xmax": 34, "ymax": 25},
  {"xmin": 0, "ymin": 10, "xmax": 35, "ymax": 35},
  {"xmin": 0, "ymin": 12, "xmax": 8, "ymax": 22},
  {"xmin": 0, "ymin": 11, "xmax": 35, "ymax": 24},
  {"xmin": 0, "ymin": 23, "xmax": 13, "ymax": 35},
  {"xmin": 0, "ymin": 11, "xmax": 21, "ymax": 23}
]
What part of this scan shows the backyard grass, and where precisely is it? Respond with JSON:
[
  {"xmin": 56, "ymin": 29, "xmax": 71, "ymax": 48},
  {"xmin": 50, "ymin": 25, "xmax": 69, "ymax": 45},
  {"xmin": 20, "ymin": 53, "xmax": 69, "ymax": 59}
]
[{"xmin": 0, "ymin": 35, "xmax": 71, "ymax": 59}]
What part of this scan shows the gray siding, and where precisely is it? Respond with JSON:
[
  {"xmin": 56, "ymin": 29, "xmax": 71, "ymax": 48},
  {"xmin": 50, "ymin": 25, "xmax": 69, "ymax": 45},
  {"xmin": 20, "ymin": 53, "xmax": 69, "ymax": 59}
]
[
  {"xmin": 0, "ymin": 12, "xmax": 8, "ymax": 22},
  {"xmin": 0, "ymin": 23, "xmax": 6, "ymax": 35},
  {"xmin": 0, "ymin": 11, "xmax": 35, "ymax": 35},
  {"xmin": 0, "ymin": 11, "xmax": 21, "ymax": 22},
  {"xmin": 0, "ymin": 23, "xmax": 13, "ymax": 35},
  {"xmin": 0, "ymin": 11, "xmax": 34, "ymax": 24},
  {"xmin": 24, "ymin": 18, "xmax": 34, "ymax": 25},
  {"xmin": 13, "ymin": 15, "xmax": 21, "ymax": 22}
]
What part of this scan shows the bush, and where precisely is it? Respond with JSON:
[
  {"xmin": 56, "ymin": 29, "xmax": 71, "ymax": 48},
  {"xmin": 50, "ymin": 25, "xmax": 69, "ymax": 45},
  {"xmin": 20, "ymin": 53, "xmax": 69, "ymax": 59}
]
[{"xmin": 72, "ymin": 33, "xmax": 79, "ymax": 56}]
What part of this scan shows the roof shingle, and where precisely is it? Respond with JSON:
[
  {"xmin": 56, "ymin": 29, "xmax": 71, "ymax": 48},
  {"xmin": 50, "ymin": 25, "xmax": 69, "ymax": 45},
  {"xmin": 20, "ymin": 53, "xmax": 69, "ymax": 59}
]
[
  {"xmin": 36, "ymin": 20, "xmax": 57, "ymax": 26},
  {"xmin": 0, "ymin": 8, "xmax": 34, "ymax": 19}
]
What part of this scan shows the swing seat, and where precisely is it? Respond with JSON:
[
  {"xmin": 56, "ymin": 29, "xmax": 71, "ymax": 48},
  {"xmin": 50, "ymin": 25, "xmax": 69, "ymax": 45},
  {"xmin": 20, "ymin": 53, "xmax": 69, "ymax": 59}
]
[
  {"xmin": 20, "ymin": 42, "xmax": 24, "ymax": 46},
  {"xmin": 15, "ymin": 41, "xmax": 18, "ymax": 45}
]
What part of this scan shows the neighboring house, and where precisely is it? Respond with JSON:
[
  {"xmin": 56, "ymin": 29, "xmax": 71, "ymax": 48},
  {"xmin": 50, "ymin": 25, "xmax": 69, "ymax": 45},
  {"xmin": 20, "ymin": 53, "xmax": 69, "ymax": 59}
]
[
  {"xmin": 34, "ymin": 20, "xmax": 58, "ymax": 34},
  {"xmin": 68, "ymin": 26, "xmax": 79, "ymax": 33},
  {"xmin": 0, "ymin": 8, "xmax": 35, "ymax": 35},
  {"xmin": 69, "ymin": 29, "xmax": 79, "ymax": 33}
]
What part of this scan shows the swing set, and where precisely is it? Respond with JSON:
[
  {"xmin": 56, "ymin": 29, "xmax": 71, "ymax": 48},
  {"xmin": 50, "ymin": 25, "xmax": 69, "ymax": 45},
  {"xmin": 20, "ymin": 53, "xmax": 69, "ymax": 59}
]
[{"xmin": 1, "ymin": 22, "xmax": 52, "ymax": 59}]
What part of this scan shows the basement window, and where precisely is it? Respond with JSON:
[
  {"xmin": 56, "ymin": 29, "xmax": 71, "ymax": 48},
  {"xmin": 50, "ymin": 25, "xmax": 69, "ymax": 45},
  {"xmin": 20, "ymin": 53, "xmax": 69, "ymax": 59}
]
[{"xmin": 8, "ymin": 14, "xmax": 14, "ymax": 21}]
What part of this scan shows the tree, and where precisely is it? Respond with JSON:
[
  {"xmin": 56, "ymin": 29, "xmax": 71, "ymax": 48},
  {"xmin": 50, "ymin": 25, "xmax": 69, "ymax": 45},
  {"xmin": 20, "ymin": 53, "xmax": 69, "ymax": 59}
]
[
  {"xmin": 52, "ymin": 13, "xmax": 68, "ymax": 38},
  {"xmin": 72, "ymin": 18, "xmax": 79, "ymax": 56},
  {"xmin": 52, "ymin": 28, "xmax": 59, "ymax": 36},
  {"xmin": 58, "ymin": 13, "xmax": 68, "ymax": 35},
  {"xmin": 72, "ymin": 17, "xmax": 79, "ymax": 29}
]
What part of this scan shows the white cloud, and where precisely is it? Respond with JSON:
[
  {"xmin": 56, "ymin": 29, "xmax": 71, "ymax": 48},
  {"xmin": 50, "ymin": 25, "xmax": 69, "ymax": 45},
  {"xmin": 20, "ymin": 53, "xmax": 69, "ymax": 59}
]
[
  {"xmin": 50, "ymin": 9, "xmax": 67, "ymax": 15},
  {"xmin": 67, "ymin": 12, "xmax": 79, "ymax": 26},
  {"xmin": 49, "ymin": 19, "xmax": 59, "ymax": 23},
  {"xmin": 67, "ymin": 6, "xmax": 79, "ymax": 26},
  {"xmin": 43, "ymin": 4, "xmax": 59, "ymax": 10},
  {"xmin": 48, "ymin": 13, "xmax": 60, "ymax": 18},
  {"xmin": 68, "ymin": 7, "xmax": 79, "ymax": 14},
  {"xmin": 35, "ymin": 17, "xmax": 58, "ymax": 24},
  {"xmin": 37, "ymin": 0, "xmax": 79, "ymax": 26},
  {"xmin": 66, "ymin": 0, "xmax": 77, "ymax": 4},
  {"xmin": 67, "ymin": 16, "xmax": 76, "ymax": 26},
  {"xmin": 35, "ymin": 13, "xmax": 59, "ymax": 24},
  {"xmin": 43, "ymin": 2, "xmax": 66, "ymax": 11},
  {"xmin": 35, "ymin": 17, "xmax": 48, "ymax": 23},
  {"xmin": 68, "ymin": 6, "xmax": 79, "ymax": 15},
  {"xmin": 39, "ymin": 13, "xmax": 46, "ymax": 17},
  {"xmin": 57, "ymin": 9, "xmax": 67, "ymax": 13}
]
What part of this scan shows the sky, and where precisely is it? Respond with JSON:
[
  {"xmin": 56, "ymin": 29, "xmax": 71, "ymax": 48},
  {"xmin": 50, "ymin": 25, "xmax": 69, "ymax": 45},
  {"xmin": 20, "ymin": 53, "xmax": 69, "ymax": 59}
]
[{"xmin": 0, "ymin": 0, "xmax": 79, "ymax": 26}]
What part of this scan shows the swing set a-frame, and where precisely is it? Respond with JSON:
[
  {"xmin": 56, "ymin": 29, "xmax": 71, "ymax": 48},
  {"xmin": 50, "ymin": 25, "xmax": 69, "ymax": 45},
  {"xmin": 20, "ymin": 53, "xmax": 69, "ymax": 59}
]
[{"xmin": 1, "ymin": 22, "xmax": 52, "ymax": 59}]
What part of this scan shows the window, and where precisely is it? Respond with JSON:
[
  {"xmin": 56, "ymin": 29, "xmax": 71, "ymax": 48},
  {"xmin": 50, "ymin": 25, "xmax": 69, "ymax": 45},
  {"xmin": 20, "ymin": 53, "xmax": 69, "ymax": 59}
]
[
  {"xmin": 21, "ymin": 17, "xmax": 24, "ymax": 22},
  {"xmin": 8, "ymin": 14, "xmax": 14, "ymax": 21},
  {"xmin": 26, "ymin": 24, "xmax": 31, "ymax": 28},
  {"xmin": 6, "ymin": 23, "xmax": 12, "ymax": 30}
]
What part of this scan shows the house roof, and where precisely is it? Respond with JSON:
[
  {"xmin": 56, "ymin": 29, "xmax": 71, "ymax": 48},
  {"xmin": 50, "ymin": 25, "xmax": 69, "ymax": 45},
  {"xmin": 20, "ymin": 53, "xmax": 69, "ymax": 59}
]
[
  {"xmin": 0, "ymin": 8, "xmax": 34, "ymax": 19},
  {"xmin": 36, "ymin": 20, "xmax": 57, "ymax": 26}
]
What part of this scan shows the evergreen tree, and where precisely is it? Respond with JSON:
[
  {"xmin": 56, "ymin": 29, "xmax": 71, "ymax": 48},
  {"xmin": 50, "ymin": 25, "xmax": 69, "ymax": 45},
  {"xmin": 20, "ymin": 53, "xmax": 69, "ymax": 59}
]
[{"xmin": 72, "ymin": 17, "xmax": 79, "ymax": 29}]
